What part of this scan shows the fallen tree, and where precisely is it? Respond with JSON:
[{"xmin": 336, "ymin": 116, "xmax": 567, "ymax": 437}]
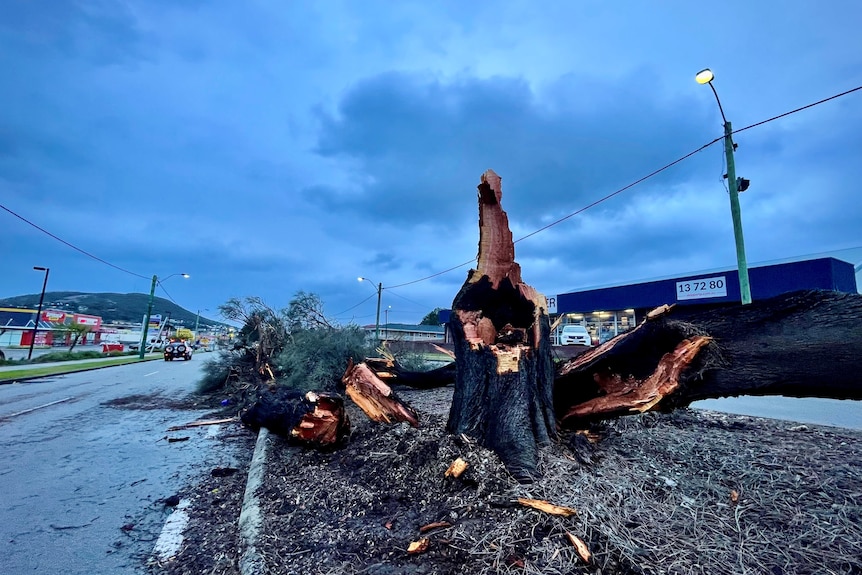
[
  {"xmin": 555, "ymin": 289, "xmax": 862, "ymax": 427},
  {"xmin": 236, "ymin": 168, "xmax": 862, "ymax": 483}
]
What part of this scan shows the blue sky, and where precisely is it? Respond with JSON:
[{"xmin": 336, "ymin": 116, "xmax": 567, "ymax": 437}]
[{"xmin": 2, "ymin": 0, "xmax": 861, "ymax": 325}]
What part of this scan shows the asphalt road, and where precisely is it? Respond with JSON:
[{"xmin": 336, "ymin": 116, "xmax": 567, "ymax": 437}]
[{"xmin": 0, "ymin": 357, "xmax": 242, "ymax": 574}]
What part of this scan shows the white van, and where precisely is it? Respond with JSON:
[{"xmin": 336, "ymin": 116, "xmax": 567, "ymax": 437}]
[{"xmin": 560, "ymin": 324, "xmax": 592, "ymax": 346}]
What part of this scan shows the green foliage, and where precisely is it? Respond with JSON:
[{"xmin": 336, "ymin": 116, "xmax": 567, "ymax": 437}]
[
  {"xmin": 275, "ymin": 325, "xmax": 373, "ymax": 393},
  {"xmin": 420, "ymin": 307, "xmax": 444, "ymax": 326},
  {"xmin": 200, "ymin": 291, "xmax": 367, "ymax": 400},
  {"xmin": 197, "ymin": 351, "xmax": 242, "ymax": 394}
]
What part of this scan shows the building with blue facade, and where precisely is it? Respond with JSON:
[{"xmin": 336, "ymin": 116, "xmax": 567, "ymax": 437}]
[{"xmin": 556, "ymin": 257, "xmax": 858, "ymax": 344}]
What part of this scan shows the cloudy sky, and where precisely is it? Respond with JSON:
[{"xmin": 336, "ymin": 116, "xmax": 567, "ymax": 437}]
[{"xmin": 2, "ymin": 0, "xmax": 861, "ymax": 325}]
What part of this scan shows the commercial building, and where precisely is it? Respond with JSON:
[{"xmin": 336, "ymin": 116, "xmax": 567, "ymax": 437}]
[
  {"xmin": 361, "ymin": 323, "xmax": 445, "ymax": 342},
  {"xmin": 554, "ymin": 257, "xmax": 858, "ymax": 344},
  {"xmin": 0, "ymin": 308, "xmax": 103, "ymax": 347}
]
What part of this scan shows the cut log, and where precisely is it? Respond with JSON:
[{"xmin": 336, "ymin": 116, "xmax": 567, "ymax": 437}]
[
  {"xmin": 342, "ymin": 359, "xmax": 419, "ymax": 427},
  {"xmin": 240, "ymin": 387, "xmax": 350, "ymax": 447},
  {"xmin": 446, "ymin": 170, "xmax": 556, "ymax": 481},
  {"xmin": 556, "ymin": 289, "xmax": 862, "ymax": 427}
]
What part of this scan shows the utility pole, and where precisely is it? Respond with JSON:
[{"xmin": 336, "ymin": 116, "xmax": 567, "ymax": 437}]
[
  {"xmin": 139, "ymin": 275, "xmax": 157, "ymax": 360},
  {"xmin": 697, "ymin": 68, "xmax": 752, "ymax": 304},
  {"xmin": 375, "ymin": 282, "xmax": 382, "ymax": 341},
  {"xmin": 722, "ymin": 120, "xmax": 752, "ymax": 304}
]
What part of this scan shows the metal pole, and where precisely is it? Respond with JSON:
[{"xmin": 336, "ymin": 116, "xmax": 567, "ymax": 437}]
[
  {"xmin": 27, "ymin": 267, "xmax": 50, "ymax": 360},
  {"xmin": 139, "ymin": 274, "xmax": 157, "ymax": 360},
  {"xmin": 374, "ymin": 282, "xmax": 382, "ymax": 341},
  {"xmin": 194, "ymin": 310, "xmax": 201, "ymax": 335},
  {"xmin": 723, "ymin": 121, "xmax": 752, "ymax": 304}
]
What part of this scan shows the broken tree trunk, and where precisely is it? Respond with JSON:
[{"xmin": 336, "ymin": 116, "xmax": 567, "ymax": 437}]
[
  {"xmin": 241, "ymin": 387, "xmax": 350, "ymax": 447},
  {"xmin": 446, "ymin": 169, "xmax": 557, "ymax": 481},
  {"xmin": 555, "ymin": 289, "xmax": 862, "ymax": 427},
  {"xmin": 341, "ymin": 359, "xmax": 420, "ymax": 427}
]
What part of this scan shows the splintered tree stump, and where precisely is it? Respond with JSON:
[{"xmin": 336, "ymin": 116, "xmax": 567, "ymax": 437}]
[
  {"xmin": 342, "ymin": 359, "xmax": 419, "ymax": 427},
  {"xmin": 555, "ymin": 289, "xmax": 862, "ymax": 427},
  {"xmin": 241, "ymin": 387, "xmax": 350, "ymax": 447},
  {"xmin": 446, "ymin": 170, "xmax": 556, "ymax": 481}
]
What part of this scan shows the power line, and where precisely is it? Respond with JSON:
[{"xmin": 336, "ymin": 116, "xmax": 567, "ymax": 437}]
[
  {"xmin": 0, "ymin": 203, "xmax": 150, "ymax": 280},
  {"xmin": 732, "ymin": 85, "xmax": 862, "ymax": 136},
  {"xmin": 332, "ymin": 292, "xmax": 377, "ymax": 317},
  {"xmin": 385, "ymin": 82, "xmax": 862, "ymax": 287}
]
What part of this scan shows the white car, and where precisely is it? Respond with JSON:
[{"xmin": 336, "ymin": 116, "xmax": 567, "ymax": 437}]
[{"xmin": 560, "ymin": 324, "xmax": 592, "ymax": 346}]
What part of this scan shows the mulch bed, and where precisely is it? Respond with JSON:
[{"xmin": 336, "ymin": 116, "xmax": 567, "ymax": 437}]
[{"xmin": 152, "ymin": 386, "xmax": 862, "ymax": 574}]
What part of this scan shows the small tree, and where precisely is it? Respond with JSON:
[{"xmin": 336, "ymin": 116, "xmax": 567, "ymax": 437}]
[
  {"xmin": 67, "ymin": 323, "xmax": 93, "ymax": 352},
  {"xmin": 420, "ymin": 307, "xmax": 444, "ymax": 326}
]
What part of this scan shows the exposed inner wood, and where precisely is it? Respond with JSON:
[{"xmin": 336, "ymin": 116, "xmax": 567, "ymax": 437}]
[{"xmin": 342, "ymin": 359, "xmax": 419, "ymax": 427}]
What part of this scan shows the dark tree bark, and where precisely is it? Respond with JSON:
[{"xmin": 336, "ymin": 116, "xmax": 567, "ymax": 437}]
[
  {"xmin": 364, "ymin": 356, "xmax": 456, "ymax": 389},
  {"xmin": 555, "ymin": 289, "xmax": 862, "ymax": 427},
  {"xmin": 446, "ymin": 170, "xmax": 557, "ymax": 481},
  {"xmin": 241, "ymin": 387, "xmax": 350, "ymax": 447}
]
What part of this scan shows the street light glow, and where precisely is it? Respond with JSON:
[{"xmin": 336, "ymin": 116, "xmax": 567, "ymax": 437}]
[{"xmin": 695, "ymin": 68, "xmax": 714, "ymax": 84}]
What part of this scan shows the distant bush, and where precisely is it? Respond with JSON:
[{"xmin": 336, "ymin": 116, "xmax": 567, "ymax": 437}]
[{"xmin": 33, "ymin": 350, "xmax": 106, "ymax": 362}]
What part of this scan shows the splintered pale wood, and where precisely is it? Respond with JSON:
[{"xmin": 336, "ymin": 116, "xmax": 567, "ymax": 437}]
[
  {"xmin": 566, "ymin": 532, "xmax": 592, "ymax": 563},
  {"xmin": 342, "ymin": 359, "xmax": 419, "ymax": 427},
  {"xmin": 517, "ymin": 498, "xmax": 578, "ymax": 517},
  {"xmin": 561, "ymin": 336, "xmax": 712, "ymax": 423},
  {"xmin": 290, "ymin": 392, "xmax": 348, "ymax": 445},
  {"xmin": 445, "ymin": 457, "xmax": 469, "ymax": 478},
  {"xmin": 473, "ymin": 169, "xmax": 521, "ymax": 289},
  {"xmin": 407, "ymin": 538, "xmax": 430, "ymax": 555}
]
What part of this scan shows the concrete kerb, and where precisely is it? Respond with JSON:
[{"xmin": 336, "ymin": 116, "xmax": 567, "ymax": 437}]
[{"xmin": 239, "ymin": 426, "xmax": 271, "ymax": 575}]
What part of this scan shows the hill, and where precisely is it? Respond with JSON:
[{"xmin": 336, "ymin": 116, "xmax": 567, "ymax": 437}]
[{"xmin": 0, "ymin": 291, "xmax": 223, "ymax": 329}]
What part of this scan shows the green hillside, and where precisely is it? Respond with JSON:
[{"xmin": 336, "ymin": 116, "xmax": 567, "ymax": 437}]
[{"xmin": 0, "ymin": 292, "xmax": 223, "ymax": 329}]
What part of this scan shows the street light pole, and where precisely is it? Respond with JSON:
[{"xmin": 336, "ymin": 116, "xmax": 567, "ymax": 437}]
[
  {"xmin": 696, "ymin": 68, "xmax": 752, "ymax": 305},
  {"xmin": 358, "ymin": 277, "xmax": 383, "ymax": 341},
  {"xmin": 139, "ymin": 273, "xmax": 188, "ymax": 360},
  {"xmin": 194, "ymin": 309, "xmax": 208, "ymax": 335},
  {"xmin": 27, "ymin": 266, "xmax": 50, "ymax": 361},
  {"xmin": 139, "ymin": 275, "xmax": 158, "ymax": 360}
]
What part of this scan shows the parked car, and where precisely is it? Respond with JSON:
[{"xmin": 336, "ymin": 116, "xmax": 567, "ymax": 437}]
[
  {"xmin": 559, "ymin": 324, "xmax": 592, "ymax": 346},
  {"xmin": 164, "ymin": 340, "xmax": 192, "ymax": 361}
]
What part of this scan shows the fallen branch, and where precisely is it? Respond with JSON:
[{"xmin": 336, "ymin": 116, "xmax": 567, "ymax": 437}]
[{"xmin": 167, "ymin": 417, "xmax": 238, "ymax": 431}]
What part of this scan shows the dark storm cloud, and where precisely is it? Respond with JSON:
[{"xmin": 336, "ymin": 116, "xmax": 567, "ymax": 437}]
[
  {"xmin": 0, "ymin": 0, "xmax": 148, "ymax": 66},
  {"xmin": 311, "ymin": 71, "xmax": 719, "ymax": 229}
]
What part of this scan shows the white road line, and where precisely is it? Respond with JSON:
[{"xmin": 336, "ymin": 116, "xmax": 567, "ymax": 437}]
[
  {"xmin": 152, "ymin": 499, "xmax": 191, "ymax": 560},
  {"xmin": 144, "ymin": 371, "xmax": 159, "ymax": 377},
  {"xmin": 5, "ymin": 397, "xmax": 75, "ymax": 418}
]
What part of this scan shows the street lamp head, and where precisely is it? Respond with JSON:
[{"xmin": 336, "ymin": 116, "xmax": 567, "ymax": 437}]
[
  {"xmin": 357, "ymin": 276, "xmax": 365, "ymax": 282},
  {"xmin": 33, "ymin": 266, "xmax": 48, "ymax": 271},
  {"xmin": 695, "ymin": 68, "xmax": 715, "ymax": 85},
  {"xmin": 181, "ymin": 273, "xmax": 190, "ymax": 278}
]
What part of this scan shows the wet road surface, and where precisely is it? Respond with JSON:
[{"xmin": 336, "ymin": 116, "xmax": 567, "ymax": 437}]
[{"xmin": 0, "ymin": 356, "xmax": 244, "ymax": 574}]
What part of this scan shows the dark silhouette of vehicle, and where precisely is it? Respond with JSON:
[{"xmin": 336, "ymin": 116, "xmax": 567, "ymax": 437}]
[{"xmin": 164, "ymin": 341, "xmax": 192, "ymax": 361}]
